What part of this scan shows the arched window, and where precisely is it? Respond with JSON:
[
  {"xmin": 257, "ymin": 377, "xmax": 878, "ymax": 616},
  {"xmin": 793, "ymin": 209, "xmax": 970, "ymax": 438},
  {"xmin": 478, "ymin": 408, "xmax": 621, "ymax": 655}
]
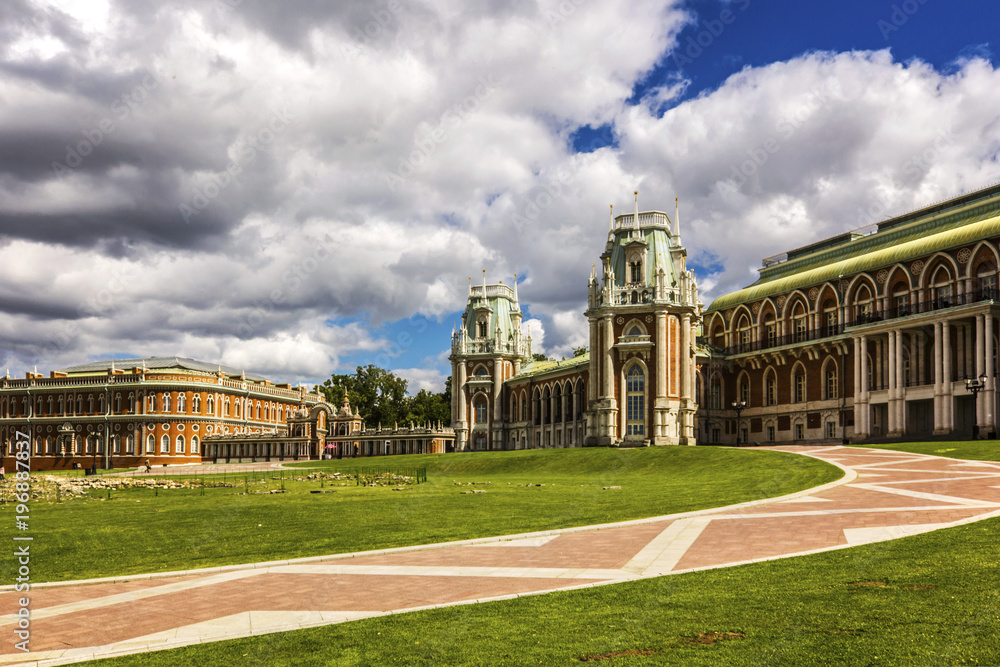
[
  {"xmin": 126, "ymin": 434, "xmax": 134, "ymax": 454},
  {"xmin": 977, "ymin": 261, "xmax": 997, "ymax": 300},
  {"xmin": 146, "ymin": 434, "xmax": 155, "ymax": 453},
  {"xmin": 824, "ymin": 360, "xmax": 839, "ymax": 400},
  {"xmin": 763, "ymin": 313, "xmax": 776, "ymax": 348},
  {"xmin": 625, "ymin": 365, "xmax": 645, "ymax": 436},
  {"xmin": 553, "ymin": 384, "xmax": 563, "ymax": 422},
  {"xmin": 88, "ymin": 395, "xmax": 95, "ymax": 413},
  {"xmin": 736, "ymin": 314, "xmax": 751, "ymax": 352},
  {"xmin": 163, "ymin": 394, "xmax": 171, "ymax": 413},
  {"xmin": 147, "ymin": 394, "xmax": 154, "ymax": 412},
  {"xmin": 792, "ymin": 364, "xmax": 806, "ymax": 403},
  {"xmin": 224, "ymin": 396, "xmax": 231, "ymax": 417},
  {"xmin": 114, "ymin": 394, "xmax": 121, "ymax": 414},
  {"xmin": 192, "ymin": 394, "xmax": 201, "ymax": 414},
  {"xmin": 474, "ymin": 397, "xmax": 488, "ymax": 424},
  {"xmin": 76, "ymin": 395, "xmax": 83, "ymax": 414},
  {"xmin": 256, "ymin": 402, "xmax": 261, "ymax": 420},
  {"xmin": 892, "ymin": 282, "xmax": 911, "ymax": 317},
  {"xmin": 629, "ymin": 261, "xmax": 642, "ymax": 284},
  {"xmin": 791, "ymin": 301, "xmax": 808, "ymax": 343},
  {"xmin": 58, "ymin": 395, "xmax": 64, "ymax": 415},
  {"xmin": 192, "ymin": 435, "xmax": 200, "ymax": 454},
  {"xmin": 738, "ymin": 372, "xmax": 750, "ymax": 406},
  {"xmin": 931, "ymin": 267, "xmax": 952, "ymax": 308},
  {"xmin": 177, "ymin": 393, "xmax": 186, "ymax": 413},
  {"xmin": 207, "ymin": 394, "xmax": 215, "ymax": 416},
  {"xmin": 709, "ymin": 374, "xmax": 722, "ymax": 409},
  {"xmin": 822, "ymin": 298, "xmax": 838, "ymax": 335},
  {"xmin": 855, "ymin": 284, "xmax": 874, "ymax": 323},
  {"xmin": 176, "ymin": 435, "xmax": 185, "ymax": 454},
  {"xmin": 520, "ymin": 393, "xmax": 527, "ymax": 423},
  {"xmin": 160, "ymin": 434, "xmax": 170, "ymax": 454},
  {"xmin": 764, "ymin": 368, "xmax": 777, "ymax": 407}
]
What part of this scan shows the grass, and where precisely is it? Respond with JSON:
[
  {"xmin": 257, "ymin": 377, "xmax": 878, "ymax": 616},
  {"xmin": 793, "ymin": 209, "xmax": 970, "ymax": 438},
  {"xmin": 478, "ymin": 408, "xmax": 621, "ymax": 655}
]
[
  {"xmin": 1, "ymin": 447, "xmax": 839, "ymax": 583},
  {"xmin": 850, "ymin": 441, "xmax": 1000, "ymax": 461},
  {"xmin": 84, "ymin": 512, "xmax": 1000, "ymax": 666}
]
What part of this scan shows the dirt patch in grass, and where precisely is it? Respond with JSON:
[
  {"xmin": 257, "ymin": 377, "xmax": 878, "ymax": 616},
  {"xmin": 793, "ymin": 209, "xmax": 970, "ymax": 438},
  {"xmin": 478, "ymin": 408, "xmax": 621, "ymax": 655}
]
[
  {"xmin": 682, "ymin": 631, "xmax": 746, "ymax": 646},
  {"xmin": 578, "ymin": 648, "xmax": 660, "ymax": 661}
]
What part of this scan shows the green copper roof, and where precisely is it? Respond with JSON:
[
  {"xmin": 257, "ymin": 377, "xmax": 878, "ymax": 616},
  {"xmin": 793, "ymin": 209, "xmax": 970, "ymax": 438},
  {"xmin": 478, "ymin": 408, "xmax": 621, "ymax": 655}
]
[
  {"xmin": 608, "ymin": 224, "xmax": 681, "ymax": 289},
  {"xmin": 464, "ymin": 284, "xmax": 521, "ymax": 341},
  {"xmin": 58, "ymin": 357, "xmax": 270, "ymax": 382},
  {"xmin": 707, "ymin": 195, "xmax": 1000, "ymax": 313},
  {"xmin": 516, "ymin": 353, "xmax": 590, "ymax": 380}
]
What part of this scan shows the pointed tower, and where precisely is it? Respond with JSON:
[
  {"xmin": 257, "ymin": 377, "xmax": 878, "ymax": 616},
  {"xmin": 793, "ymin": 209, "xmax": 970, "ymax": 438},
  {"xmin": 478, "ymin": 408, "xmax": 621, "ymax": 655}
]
[
  {"xmin": 584, "ymin": 193, "xmax": 700, "ymax": 446},
  {"xmin": 450, "ymin": 272, "xmax": 532, "ymax": 452}
]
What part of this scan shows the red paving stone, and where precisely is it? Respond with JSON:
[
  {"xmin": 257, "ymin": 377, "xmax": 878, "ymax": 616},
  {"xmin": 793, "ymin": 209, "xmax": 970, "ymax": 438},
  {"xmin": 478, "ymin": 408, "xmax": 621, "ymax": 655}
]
[{"xmin": 2, "ymin": 445, "xmax": 998, "ymax": 665}]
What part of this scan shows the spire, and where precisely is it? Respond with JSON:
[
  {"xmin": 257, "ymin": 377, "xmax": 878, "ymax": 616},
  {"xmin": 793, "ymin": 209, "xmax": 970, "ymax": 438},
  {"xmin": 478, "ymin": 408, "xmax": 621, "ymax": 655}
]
[
  {"xmin": 468, "ymin": 276, "xmax": 472, "ymax": 297},
  {"xmin": 513, "ymin": 273, "xmax": 519, "ymax": 303},
  {"xmin": 482, "ymin": 269, "xmax": 487, "ymax": 296},
  {"xmin": 633, "ymin": 190, "xmax": 639, "ymax": 237},
  {"xmin": 674, "ymin": 196, "xmax": 682, "ymax": 244},
  {"xmin": 608, "ymin": 204, "xmax": 614, "ymax": 235}
]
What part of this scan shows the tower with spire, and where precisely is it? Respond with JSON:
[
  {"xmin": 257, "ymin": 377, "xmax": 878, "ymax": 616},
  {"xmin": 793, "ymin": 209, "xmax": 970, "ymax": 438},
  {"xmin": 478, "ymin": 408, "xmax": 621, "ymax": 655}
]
[
  {"xmin": 585, "ymin": 191, "xmax": 701, "ymax": 446},
  {"xmin": 450, "ymin": 272, "xmax": 533, "ymax": 451}
]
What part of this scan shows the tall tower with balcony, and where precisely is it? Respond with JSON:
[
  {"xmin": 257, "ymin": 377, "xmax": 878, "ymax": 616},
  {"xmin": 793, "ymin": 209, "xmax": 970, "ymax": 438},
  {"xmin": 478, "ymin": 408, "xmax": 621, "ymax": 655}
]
[
  {"xmin": 585, "ymin": 193, "xmax": 701, "ymax": 446},
  {"xmin": 450, "ymin": 273, "xmax": 533, "ymax": 451}
]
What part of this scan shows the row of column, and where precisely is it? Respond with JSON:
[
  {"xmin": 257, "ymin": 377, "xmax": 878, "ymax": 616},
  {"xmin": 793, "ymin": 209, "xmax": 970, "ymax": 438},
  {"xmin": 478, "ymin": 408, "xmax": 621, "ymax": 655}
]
[{"xmin": 853, "ymin": 313, "xmax": 996, "ymax": 438}]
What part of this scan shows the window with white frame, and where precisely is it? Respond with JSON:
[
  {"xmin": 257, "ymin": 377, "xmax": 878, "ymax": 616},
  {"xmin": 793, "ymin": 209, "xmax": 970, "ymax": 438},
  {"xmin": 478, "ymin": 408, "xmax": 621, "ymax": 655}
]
[
  {"xmin": 176, "ymin": 435, "xmax": 185, "ymax": 453},
  {"xmin": 826, "ymin": 421, "xmax": 837, "ymax": 438},
  {"xmin": 160, "ymin": 434, "xmax": 170, "ymax": 454},
  {"xmin": 625, "ymin": 365, "xmax": 645, "ymax": 436}
]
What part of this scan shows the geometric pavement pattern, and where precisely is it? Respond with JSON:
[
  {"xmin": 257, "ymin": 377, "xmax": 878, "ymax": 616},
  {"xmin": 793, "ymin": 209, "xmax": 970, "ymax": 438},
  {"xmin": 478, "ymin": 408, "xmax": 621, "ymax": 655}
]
[{"xmin": 3, "ymin": 446, "xmax": 1000, "ymax": 666}]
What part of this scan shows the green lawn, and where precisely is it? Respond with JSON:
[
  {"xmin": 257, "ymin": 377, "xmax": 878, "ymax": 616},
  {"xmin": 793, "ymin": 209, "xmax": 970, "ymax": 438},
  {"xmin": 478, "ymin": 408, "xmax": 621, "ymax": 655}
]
[
  {"xmin": 1, "ymin": 447, "xmax": 839, "ymax": 583},
  {"xmin": 851, "ymin": 441, "xmax": 1000, "ymax": 461},
  {"xmin": 85, "ymin": 513, "xmax": 1000, "ymax": 666}
]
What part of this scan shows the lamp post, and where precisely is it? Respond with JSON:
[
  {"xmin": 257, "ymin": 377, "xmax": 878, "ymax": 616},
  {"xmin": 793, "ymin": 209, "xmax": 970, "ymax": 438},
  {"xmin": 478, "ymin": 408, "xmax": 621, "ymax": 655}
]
[
  {"xmin": 732, "ymin": 400, "xmax": 746, "ymax": 446},
  {"xmin": 966, "ymin": 372, "xmax": 987, "ymax": 440}
]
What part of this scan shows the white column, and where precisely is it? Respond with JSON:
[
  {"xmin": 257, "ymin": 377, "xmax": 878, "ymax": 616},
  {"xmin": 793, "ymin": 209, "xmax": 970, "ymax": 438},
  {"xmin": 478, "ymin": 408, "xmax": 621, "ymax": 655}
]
[
  {"xmin": 860, "ymin": 335, "xmax": 870, "ymax": 435},
  {"xmin": 976, "ymin": 314, "xmax": 985, "ymax": 429},
  {"xmin": 887, "ymin": 331, "xmax": 897, "ymax": 434},
  {"xmin": 934, "ymin": 320, "xmax": 944, "ymax": 432},
  {"xmin": 986, "ymin": 314, "xmax": 995, "ymax": 431},
  {"xmin": 943, "ymin": 321, "xmax": 953, "ymax": 431},
  {"xmin": 853, "ymin": 337, "xmax": 863, "ymax": 437},
  {"xmin": 896, "ymin": 330, "xmax": 906, "ymax": 432},
  {"xmin": 588, "ymin": 319, "xmax": 599, "ymax": 404},
  {"xmin": 656, "ymin": 311, "xmax": 667, "ymax": 439},
  {"xmin": 603, "ymin": 315, "xmax": 614, "ymax": 400}
]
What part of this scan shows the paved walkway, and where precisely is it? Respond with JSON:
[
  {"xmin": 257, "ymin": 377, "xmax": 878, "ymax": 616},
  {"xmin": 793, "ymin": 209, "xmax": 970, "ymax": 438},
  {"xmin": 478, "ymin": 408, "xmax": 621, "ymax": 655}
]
[{"xmin": 3, "ymin": 446, "xmax": 1000, "ymax": 666}]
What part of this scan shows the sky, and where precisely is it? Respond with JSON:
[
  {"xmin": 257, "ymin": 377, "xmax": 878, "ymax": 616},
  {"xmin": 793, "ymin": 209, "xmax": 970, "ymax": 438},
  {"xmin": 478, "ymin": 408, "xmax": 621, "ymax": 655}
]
[{"xmin": 1, "ymin": 0, "xmax": 999, "ymax": 394}]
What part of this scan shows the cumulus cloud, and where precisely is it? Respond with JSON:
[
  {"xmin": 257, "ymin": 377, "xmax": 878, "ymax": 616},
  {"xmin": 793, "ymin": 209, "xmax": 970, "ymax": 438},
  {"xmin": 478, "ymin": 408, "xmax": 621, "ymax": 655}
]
[{"xmin": 1, "ymin": 1, "xmax": 999, "ymax": 391}]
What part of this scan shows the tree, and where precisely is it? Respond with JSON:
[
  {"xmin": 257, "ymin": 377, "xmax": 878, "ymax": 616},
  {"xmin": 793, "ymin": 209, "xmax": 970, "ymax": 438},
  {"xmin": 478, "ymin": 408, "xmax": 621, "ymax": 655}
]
[
  {"xmin": 320, "ymin": 367, "xmax": 452, "ymax": 428},
  {"xmin": 532, "ymin": 353, "xmax": 548, "ymax": 362},
  {"xmin": 573, "ymin": 346, "xmax": 588, "ymax": 357},
  {"xmin": 319, "ymin": 365, "xmax": 409, "ymax": 427}
]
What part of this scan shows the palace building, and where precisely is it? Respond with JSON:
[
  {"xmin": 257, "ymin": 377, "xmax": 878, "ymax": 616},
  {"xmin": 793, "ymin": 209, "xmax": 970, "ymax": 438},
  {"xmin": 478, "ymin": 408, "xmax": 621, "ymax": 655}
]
[
  {"xmin": 451, "ymin": 193, "xmax": 701, "ymax": 450},
  {"xmin": 0, "ymin": 357, "xmax": 326, "ymax": 471},
  {"xmin": 700, "ymin": 183, "xmax": 1000, "ymax": 445},
  {"xmin": 453, "ymin": 183, "xmax": 1000, "ymax": 450}
]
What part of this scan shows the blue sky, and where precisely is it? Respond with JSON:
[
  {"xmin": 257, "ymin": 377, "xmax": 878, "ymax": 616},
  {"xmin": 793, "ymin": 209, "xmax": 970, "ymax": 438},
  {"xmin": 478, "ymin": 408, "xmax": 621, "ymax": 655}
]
[{"xmin": 1, "ymin": 0, "xmax": 999, "ymax": 393}]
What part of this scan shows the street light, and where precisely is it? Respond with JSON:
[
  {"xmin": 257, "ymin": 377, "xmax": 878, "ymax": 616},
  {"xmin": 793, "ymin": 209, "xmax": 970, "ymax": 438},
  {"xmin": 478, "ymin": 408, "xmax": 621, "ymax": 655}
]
[
  {"xmin": 732, "ymin": 400, "xmax": 747, "ymax": 446},
  {"xmin": 965, "ymin": 372, "xmax": 988, "ymax": 440}
]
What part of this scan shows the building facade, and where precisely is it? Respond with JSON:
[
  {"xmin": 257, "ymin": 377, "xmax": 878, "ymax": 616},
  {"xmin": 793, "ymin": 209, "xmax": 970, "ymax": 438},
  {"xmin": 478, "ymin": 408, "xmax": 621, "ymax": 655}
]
[
  {"xmin": 0, "ymin": 357, "xmax": 325, "ymax": 471},
  {"xmin": 700, "ymin": 183, "xmax": 1000, "ymax": 444},
  {"xmin": 451, "ymin": 194, "xmax": 701, "ymax": 450}
]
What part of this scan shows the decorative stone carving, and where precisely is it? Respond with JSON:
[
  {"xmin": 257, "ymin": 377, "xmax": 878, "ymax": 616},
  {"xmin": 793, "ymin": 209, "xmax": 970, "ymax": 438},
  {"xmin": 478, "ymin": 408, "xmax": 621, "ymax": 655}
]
[
  {"xmin": 910, "ymin": 260, "xmax": 924, "ymax": 276},
  {"xmin": 752, "ymin": 302, "xmax": 761, "ymax": 315},
  {"xmin": 876, "ymin": 269, "xmax": 889, "ymax": 284},
  {"xmin": 808, "ymin": 287, "xmax": 819, "ymax": 301},
  {"xmin": 645, "ymin": 315, "xmax": 654, "ymax": 323},
  {"xmin": 616, "ymin": 316, "xmax": 624, "ymax": 324},
  {"xmin": 776, "ymin": 295, "xmax": 786, "ymax": 310},
  {"xmin": 957, "ymin": 247, "xmax": 973, "ymax": 264}
]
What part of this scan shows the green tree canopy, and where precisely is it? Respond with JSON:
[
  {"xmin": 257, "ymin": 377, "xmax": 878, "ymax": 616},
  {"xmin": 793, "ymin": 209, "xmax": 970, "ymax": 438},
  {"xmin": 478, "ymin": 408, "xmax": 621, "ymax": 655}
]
[{"xmin": 320, "ymin": 365, "xmax": 451, "ymax": 428}]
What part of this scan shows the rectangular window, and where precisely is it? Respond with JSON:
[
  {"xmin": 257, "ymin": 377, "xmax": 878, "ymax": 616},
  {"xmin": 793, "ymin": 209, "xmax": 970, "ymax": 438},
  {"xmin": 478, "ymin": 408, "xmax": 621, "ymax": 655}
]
[
  {"xmin": 740, "ymin": 382, "xmax": 750, "ymax": 405},
  {"xmin": 826, "ymin": 421, "xmax": 837, "ymax": 439},
  {"xmin": 826, "ymin": 370, "xmax": 838, "ymax": 399},
  {"xmin": 766, "ymin": 425, "xmax": 775, "ymax": 442},
  {"xmin": 826, "ymin": 311, "xmax": 837, "ymax": 334},
  {"xmin": 711, "ymin": 428, "xmax": 720, "ymax": 444},
  {"xmin": 765, "ymin": 324, "xmax": 776, "ymax": 347},
  {"xmin": 794, "ymin": 423, "xmax": 804, "ymax": 440},
  {"xmin": 936, "ymin": 285, "xmax": 952, "ymax": 306},
  {"xmin": 475, "ymin": 402, "xmax": 487, "ymax": 423},
  {"xmin": 794, "ymin": 374, "xmax": 805, "ymax": 403},
  {"xmin": 982, "ymin": 275, "xmax": 997, "ymax": 300},
  {"xmin": 766, "ymin": 378, "xmax": 776, "ymax": 406},
  {"xmin": 795, "ymin": 317, "xmax": 807, "ymax": 342}
]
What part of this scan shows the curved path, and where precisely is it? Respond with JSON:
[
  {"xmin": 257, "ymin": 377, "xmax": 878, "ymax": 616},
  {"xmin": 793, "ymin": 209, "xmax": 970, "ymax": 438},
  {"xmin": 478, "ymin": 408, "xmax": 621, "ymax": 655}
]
[{"xmin": 3, "ymin": 446, "xmax": 1000, "ymax": 666}]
